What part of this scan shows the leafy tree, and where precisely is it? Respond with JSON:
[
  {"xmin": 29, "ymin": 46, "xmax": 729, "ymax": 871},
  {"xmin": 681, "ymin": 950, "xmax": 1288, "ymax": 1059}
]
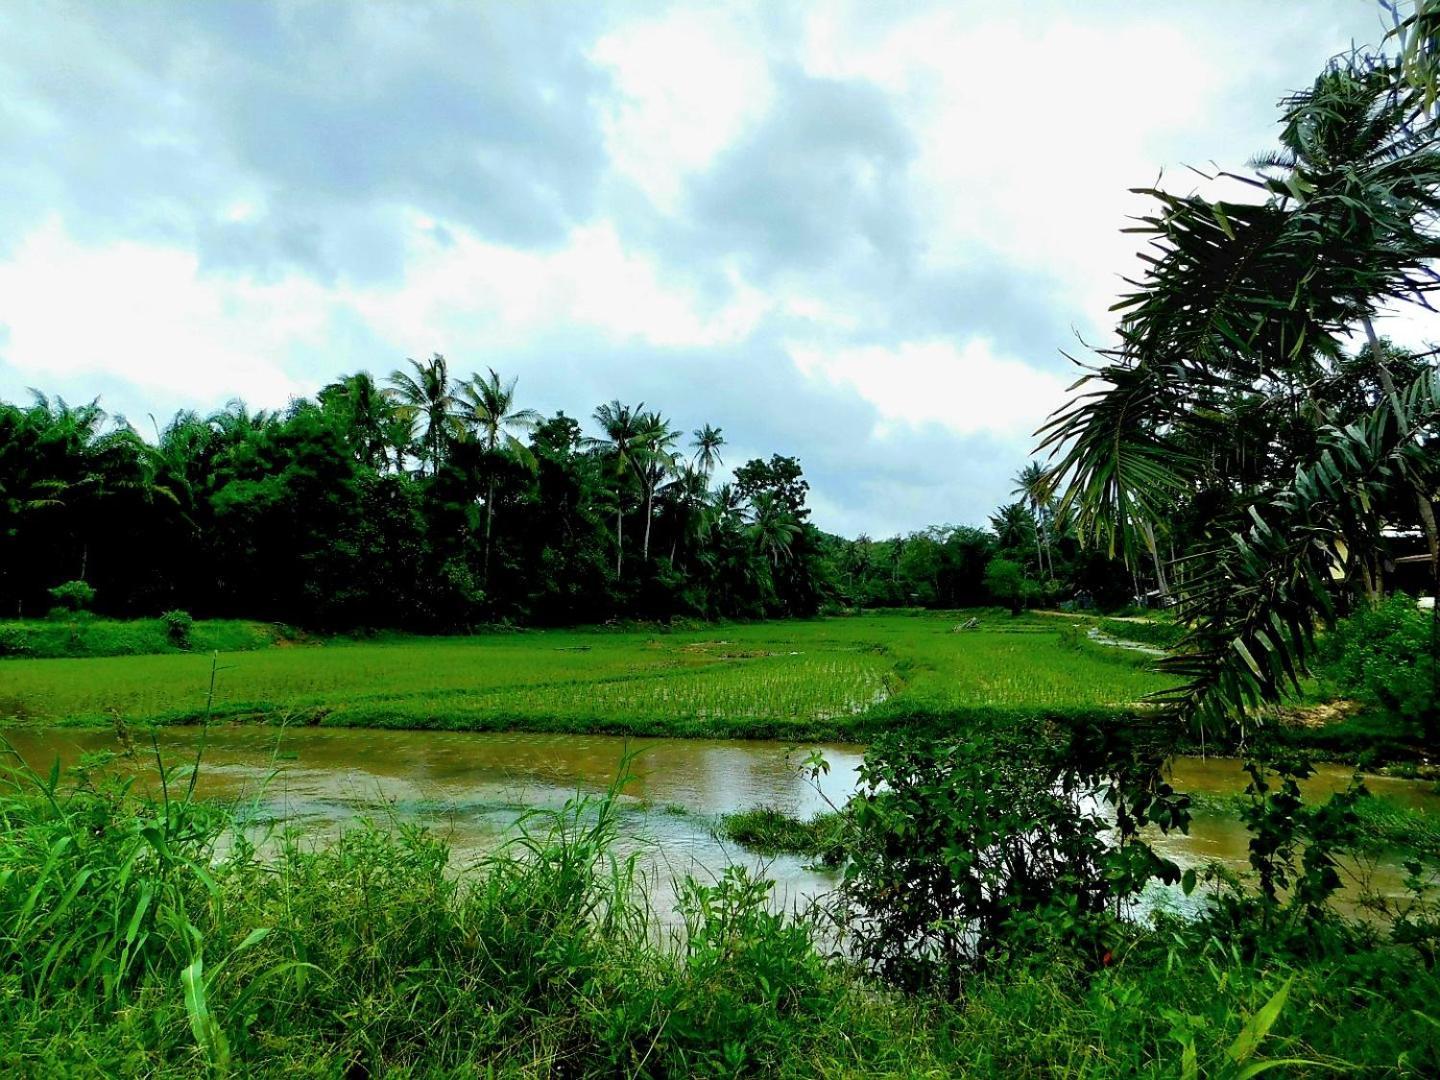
[
  {"xmin": 983, "ymin": 557, "xmax": 1027, "ymax": 616},
  {"xmin": 319, "ymin": 372, "xmax": 392, "ymax": 470},
  {"xmin": 734, "ymin": 455, "xmax": 810, "ymax": 520}
]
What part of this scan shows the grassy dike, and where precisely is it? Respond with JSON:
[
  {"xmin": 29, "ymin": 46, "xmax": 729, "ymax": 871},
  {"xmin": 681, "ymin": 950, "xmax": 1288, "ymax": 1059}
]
[{"xmin": 0, "ymin": 616, "xmax": 294, "ymax": 659}]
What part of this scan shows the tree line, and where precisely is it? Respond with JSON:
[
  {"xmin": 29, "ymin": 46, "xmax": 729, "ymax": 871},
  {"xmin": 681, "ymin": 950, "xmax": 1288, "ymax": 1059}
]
[
  {"xmin": 0, "ymin": 356, "xmax": 874, "ymax": 627},
  {"xmin": 2, "ymin": 352, "xmax": 1149, "ymax": 630}
]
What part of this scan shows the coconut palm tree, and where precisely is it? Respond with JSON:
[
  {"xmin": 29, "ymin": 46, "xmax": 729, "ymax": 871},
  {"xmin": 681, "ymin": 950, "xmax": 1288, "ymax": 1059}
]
[
  {"xmin": 387, "ymin": 354, "xmax": 459, "ymax": 475},
  {"xmin": 1012, "ymin": 462, "xmax": 1055, "ymax": 579},
  {"xmin": 989, "ymin": 503, "xmax": 1036, "ymax": 560},
  {"xmin": 661, "ymin": 462, "xmax": 711, "ymax": 565},
  {"xmin": 588, "ymin": 400, "xmax": 645, "ymax": 576},
  {"xmin": 458, "ymin": 369, "xmax": 541, "ymax": 581},
  {"xmin": 691, "ymin": 423, "xmax": 725, "ymax": 476},
  {"xmin": 381, "ymin": 412, "xmax": 416, "ymax": 474},
  {"xmin": 747, "ymin": 491, "xmax": 800, "ymax": 567},
  {"xmin": 320, "ymin": 371, "xmax": 391, "ymax": 469},
  {"xmin": 635, "ymin": 410, "xmax": 680, "ymax": 561}
]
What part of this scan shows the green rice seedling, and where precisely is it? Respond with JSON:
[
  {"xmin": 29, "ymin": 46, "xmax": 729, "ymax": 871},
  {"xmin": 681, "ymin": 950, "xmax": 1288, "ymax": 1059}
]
[{"xmin": 1, "ymin": 613, "xmax": 1175, "ymax": 742}]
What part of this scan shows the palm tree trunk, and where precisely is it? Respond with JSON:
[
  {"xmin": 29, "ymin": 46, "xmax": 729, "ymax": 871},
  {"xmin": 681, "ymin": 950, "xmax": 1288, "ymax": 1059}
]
[
  {"xmin": 1141, "ymin": 521, "xmax": 1170, "ymax": 600},
  {"xmin": 483, "ymin": 477, "xmax": 496, "ymax": 583},
  {"xmin": 615, "ymin": 505, "xmax": 624, "ymax": 577},
  {"xmin": 643, "ymin": 487, "xmax": 654, "ymax": 560}
]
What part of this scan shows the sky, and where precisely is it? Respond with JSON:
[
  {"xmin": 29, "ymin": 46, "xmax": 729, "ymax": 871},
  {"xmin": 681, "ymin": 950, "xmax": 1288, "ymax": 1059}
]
[{"xmin": 0, "ymin": 1, "xmax": 1418, "ymax": 537}]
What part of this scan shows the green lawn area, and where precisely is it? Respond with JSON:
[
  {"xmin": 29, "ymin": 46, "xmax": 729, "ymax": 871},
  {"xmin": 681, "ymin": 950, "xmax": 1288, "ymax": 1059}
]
[{"xmin": 0, "ymin": 612, "xmax": 1172, "ymax": 738}]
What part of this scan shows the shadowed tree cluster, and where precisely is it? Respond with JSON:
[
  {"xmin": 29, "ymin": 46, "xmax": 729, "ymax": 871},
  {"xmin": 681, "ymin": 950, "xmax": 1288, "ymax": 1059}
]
[{"xmin": 0, "ymin": 357, "xmax": 838, "ymax": 628}]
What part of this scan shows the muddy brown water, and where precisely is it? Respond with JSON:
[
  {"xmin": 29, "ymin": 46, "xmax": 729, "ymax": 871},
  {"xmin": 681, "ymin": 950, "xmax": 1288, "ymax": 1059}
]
[{"xmin": 5, "ymin": 726, "xmax": 1437, "ymax": 919}]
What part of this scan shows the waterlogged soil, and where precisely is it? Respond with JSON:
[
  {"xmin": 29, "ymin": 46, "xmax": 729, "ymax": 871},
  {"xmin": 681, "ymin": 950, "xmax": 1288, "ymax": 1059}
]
[{"xmin": 5, "ymin": 727, "xmax": 1437, "ymax": 918}]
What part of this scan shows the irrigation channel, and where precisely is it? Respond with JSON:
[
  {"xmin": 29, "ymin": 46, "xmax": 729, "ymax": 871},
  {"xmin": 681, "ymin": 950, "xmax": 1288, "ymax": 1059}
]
[{"xmin": 6, "ymin": 726, "xmax": 1438, "ymax": 920}]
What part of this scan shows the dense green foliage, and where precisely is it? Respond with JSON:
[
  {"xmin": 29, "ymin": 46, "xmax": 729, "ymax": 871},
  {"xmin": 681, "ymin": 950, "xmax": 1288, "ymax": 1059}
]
[
  {"xmin": 0, "ymin": 613, "xmax": 1173, "ymax": 737},
  {"xmin": 0, "ymin": 376, "xmax": 843, "ymax": 629},
  {"xmin": 1039, "ymin": 12, "xmax": 1440, "ymax": 739},
  {"xmin": 837, "ymin": 732, "xmax": 1160, "ymax": 997},
  {"xmin": 715, "ymin": 807, "xmax": 847, "ymax": 865},
  {"xmin": 1321, "ymin": 594, "xmax": 1439, "ymax": 738}
]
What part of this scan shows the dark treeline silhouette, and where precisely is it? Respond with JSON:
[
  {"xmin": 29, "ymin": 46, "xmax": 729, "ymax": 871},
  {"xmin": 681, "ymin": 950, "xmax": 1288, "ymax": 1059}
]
[
  {"xmin": 1, "ymin": 355, "xmax": 1145, "ymax": 629},
  {"xmin": 0, "ymin": 356, "xmax": 844, "ymax": 627}
]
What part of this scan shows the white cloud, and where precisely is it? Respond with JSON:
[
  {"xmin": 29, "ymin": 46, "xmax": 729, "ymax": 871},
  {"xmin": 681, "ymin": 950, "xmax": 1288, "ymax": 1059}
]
[
  {"xmin": 350, "ymin": 216, "xmax": 770, "ymax": 353},
  {"xmin": 0, "ymin": 221, "xmax": 315, "ymax": 406},
  {"xmin": 591, "ymin": 7, "xmax": 774, "ymax": 211},
  {"xmin": 789, "ymin": 338, "xmax": 1069, "ymax": 439}
]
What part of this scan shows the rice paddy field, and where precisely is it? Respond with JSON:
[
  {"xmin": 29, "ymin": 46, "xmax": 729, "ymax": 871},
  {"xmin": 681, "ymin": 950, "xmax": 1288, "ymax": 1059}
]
[{"xmin": 0, "ymin": 611, "xmax": 1170, "ymax": 737}]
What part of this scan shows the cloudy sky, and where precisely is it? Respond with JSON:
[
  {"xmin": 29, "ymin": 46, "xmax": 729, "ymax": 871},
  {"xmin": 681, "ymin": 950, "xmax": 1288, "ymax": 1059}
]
[{"xmin": 0, "ymin": 1, "xmax": 1410, "ymax": 536}]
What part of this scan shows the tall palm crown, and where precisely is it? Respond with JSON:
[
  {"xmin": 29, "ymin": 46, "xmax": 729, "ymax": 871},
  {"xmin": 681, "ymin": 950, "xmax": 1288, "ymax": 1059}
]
[
  {"xmin": 458, "ymin": 369, "xmax": 541, "ymax": 582},
  {"xmin": 458, "ymin": 369, "xmax": 541, "ymax": 454},
  {"xmin": 634, "ymin": 410, "xmax": 681, "ymax": 560},
  {"xmin": 989, "ymin": 502, "xmax": 1036, "ymax": 555},
  {"xmin": 589, "ymin": 400, "xmax": 646, "ymax": 575},
  {"xmin": 320, "ymin": 371, "xmax": 391, "ymax": 470},
  {"xmin": 747, "ymin": 491, "xmax": 800, "ymax": 566},
  {"xmin": 1012, "ymin": 462, "xmax": 1056, "ymax": 577},
  {"xmin": 691, "ymin": 423, "xmax": 725, "ymax": 475},
  {"xmin": 387, "ymin": 354, "xmax": 459, "ymax": 474}
]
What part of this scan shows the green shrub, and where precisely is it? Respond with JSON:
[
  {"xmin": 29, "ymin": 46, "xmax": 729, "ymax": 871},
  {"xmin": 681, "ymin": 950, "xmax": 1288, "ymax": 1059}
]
[
  {"xmin": 1321, "ymin": 595, "xmax": 1438, "ymax": 737},
  {"xmin": 2, "ymin": 750, "xmax": 1438, "ymax": 1075},
  {"xmin": 1095, "ymin": 617, "xmax": 1185, "ymax": 650},
  {"xmin": 0, "ymin": 626, "xmax": 31, "ymax": 657},
  {"xmin": 837, "ymin": 732, "xmax": 1175, "ymax": 997},
  {"xmin": 47, "ymin": 579, "xmax": 96, "ymax": 613},
  {"xmin": 983, "ymin": 558, "xmax": 1027, "ymax": 615},
  {"xmin": 161, "ymin": 609, "xmax": 195, "ymax": 648}
]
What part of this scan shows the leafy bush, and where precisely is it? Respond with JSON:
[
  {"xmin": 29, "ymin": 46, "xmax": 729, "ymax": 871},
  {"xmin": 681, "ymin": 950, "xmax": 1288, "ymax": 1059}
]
[
  {"xmin": 0, "ymin": 626, "xmax": 31, "ymax": 657},
  {"xmin": 1096, "ymin": 617, "xmax": 1185, "ymax": 650},
  {"xmin": 2, "ymin": 749, "xmax": 1438, "ymax": 1075},
  {"xmin": 47, "ymin": 579, "xmax": 95, "ymax": 613},
  {"xmin": 837, "ymin": 732, "xmax": 1173, "ymax": 996},
  {"xmin": 161, "ymin": 609, "xmax": 195, "ymax": 648},
  {"xmin": 1320, "ymin": 595, "xmax": 1438, "ymax": 736}
]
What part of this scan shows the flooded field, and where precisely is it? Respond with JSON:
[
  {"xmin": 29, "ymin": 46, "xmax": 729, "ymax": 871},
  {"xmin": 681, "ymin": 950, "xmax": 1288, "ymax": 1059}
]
[{"xmin": 5, "ymin": 725, "xmax": 1436, "ymax": 918}]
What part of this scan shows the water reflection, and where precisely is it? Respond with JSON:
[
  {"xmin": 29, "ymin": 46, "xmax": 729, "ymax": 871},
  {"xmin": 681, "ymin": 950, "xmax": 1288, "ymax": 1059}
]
[{"xmin": 4, "ymin": 727, "xmax": 1435, "ymax": 919}]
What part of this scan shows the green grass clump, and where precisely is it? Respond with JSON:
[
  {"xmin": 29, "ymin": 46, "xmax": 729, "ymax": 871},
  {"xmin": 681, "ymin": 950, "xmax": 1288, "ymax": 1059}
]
[{"xmin": 716, "ymin": 807, "xmax": 848, "ymax": 864}]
